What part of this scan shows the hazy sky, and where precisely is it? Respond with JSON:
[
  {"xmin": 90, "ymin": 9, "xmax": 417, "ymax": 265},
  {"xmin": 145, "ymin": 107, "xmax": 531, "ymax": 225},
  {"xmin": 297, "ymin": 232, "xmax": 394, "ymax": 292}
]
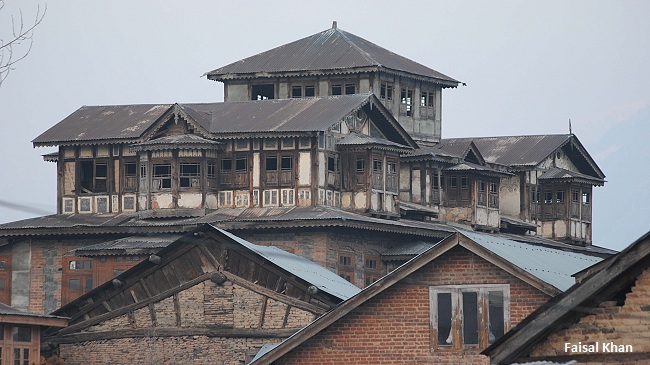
[{"xmin": 1, "ymin": 1, "xmax": 648, "ymax": 251}]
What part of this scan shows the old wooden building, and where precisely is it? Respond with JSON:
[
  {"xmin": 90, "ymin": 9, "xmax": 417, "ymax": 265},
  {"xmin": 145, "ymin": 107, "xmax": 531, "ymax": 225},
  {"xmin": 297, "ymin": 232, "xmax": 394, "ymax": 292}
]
[{"xmin": 0, "ymin": 22, "xmax": 614, "ymax": 363}]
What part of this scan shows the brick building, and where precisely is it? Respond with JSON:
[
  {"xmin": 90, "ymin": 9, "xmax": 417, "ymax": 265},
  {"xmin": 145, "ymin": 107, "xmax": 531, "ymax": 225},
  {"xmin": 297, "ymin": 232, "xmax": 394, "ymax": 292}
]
[
  {"xmin": 249, "ymin": 230, "xmax": 606, "ymax": 364},
  {"xmin": 483, "ymin": 231, "xmax": 650, "ymax": 364},
  {"xmin": 42, "ymin": 225, "xmax": 359, "ymax": 364}
]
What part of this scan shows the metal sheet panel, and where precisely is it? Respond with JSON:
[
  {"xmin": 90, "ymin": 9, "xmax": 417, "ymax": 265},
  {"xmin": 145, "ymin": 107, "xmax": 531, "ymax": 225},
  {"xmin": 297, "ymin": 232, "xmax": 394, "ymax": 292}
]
[
  {"xmin": 206, "ymin": 27, "xmax": 458, "ymax": 85},
  {"xmin": 33, "ymin": 104, "xmax": 172, "ymax": 145},
  {"xmin": 215, "ymin": 227, "xmax": 361, "ymax": 301},
  {"xmin": 460, "ymin": 230, "xmax": 603, "ymax": 291}
]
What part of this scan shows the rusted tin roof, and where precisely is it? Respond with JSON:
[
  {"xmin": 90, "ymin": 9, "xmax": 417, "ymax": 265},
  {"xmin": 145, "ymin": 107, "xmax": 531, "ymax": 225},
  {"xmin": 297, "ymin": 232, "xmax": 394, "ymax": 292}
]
[
  {"xmin": 34, "ymin": 94, "xmax": 414, "ymax": 147},
  {"xmin": 33, "ymin": 104, "xmax": 172, "ymax": 146},
  {"xmin": 442, "ymin": 134, "xmax": 605, "ymax": 179},
  {"xmin": 442, "ymin": 134, "xmax": 572, "ymax": 167},
  {"xmin": 206, "ymin": 25, "xmax": 459, "ymax": 86}
]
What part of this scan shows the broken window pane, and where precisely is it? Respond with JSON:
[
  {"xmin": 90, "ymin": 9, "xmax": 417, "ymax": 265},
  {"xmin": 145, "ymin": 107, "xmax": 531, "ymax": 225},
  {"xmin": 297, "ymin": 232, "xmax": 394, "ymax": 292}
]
[
  {"xmin": 437, "ymin": 292, "xmax": 452, "ymax": 346},
  {"xmin": 345, "ymin": 83, "xmax": 355, "ymax": 94},
  {"xmin": 488, "ymin": 291, "xmax": 504, "ymax": 344},
  {"xmin": 462, "ymin": 292, "xmax": 479, "ymax": 345}
]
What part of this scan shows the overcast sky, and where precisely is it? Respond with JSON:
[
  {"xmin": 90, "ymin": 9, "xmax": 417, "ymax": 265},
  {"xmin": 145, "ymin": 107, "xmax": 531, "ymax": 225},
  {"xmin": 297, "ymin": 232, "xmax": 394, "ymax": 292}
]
[{"xmin": 0, "ymin": 1, "xmax": 648, "ymax": 251}]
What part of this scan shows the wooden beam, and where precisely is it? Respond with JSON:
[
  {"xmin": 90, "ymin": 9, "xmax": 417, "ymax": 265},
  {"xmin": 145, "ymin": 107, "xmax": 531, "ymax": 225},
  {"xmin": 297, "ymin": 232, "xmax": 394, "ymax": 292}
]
[
  {"xmin": 281, "ymin": 305, "xmax": 292, "ymax": 329},
  {"xmin": 56, "ymin": 272, "xmax": 213, "ymax": 336},
  {"xmin": 67, "ymin": 243, "xmax": 199, "ymax": 323},
  {"xmin": 222, "ymin": 271, "xmax": 326, "ymax": 315},
  {"xmin": 45, "ymin": 326, "xmax": 300, "ymax": 345},
  {"xmin": 173, "ymin": 293, "xmax": 181, "ymax": 327},
  {"xmin": 259, "ymin": 296, "xmax": 268, "ymax": 329}
]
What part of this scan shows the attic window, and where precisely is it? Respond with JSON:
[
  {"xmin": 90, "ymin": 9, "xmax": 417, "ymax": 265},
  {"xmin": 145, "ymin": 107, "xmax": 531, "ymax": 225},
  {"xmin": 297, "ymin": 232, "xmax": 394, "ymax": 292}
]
[{"xmin": 582, "ymin": 192, "xmax": 590, "ymax": 205}]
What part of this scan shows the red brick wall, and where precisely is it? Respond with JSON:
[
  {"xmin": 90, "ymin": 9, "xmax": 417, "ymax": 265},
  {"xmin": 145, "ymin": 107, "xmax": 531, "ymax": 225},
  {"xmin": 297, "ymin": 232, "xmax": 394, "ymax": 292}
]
[
  {"xmin": 275, "ymin": 246, "xmax": 551, "ymax": 365},
  {"xmin": 527, "ymin": 266, "xmax": 650, "ymax": 364}
]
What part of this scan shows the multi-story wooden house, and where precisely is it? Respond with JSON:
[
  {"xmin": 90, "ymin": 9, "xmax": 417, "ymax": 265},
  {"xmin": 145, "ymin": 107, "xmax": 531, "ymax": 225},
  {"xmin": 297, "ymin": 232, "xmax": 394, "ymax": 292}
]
[{"xmin": 0, "ymin": 22, "xmax": 609, "ymax": 339}]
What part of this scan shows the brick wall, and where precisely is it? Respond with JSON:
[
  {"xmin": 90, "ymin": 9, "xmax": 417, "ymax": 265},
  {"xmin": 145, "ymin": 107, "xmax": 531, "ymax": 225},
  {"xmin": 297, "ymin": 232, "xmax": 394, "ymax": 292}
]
[
  {"xmin": 528, "ymin": 266, "xmax": 650, "ymax": 364},
  {"xmin": 236, "ymin": 227, "xmax": 419, "ymax": 288},
  {"xmin": 275, "ymin": 246, "xmax": 551, "ymax": 365},
  {"xmin": 58, "ymin": 279, "xmax": 315, "ymax": 364}
]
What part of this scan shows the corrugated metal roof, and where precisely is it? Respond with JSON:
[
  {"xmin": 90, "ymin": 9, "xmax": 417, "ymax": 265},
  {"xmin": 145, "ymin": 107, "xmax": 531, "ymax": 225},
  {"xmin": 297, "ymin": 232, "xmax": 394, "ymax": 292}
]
[
  {"xmin": 214, "ymin": 227, "xmax": 360, "ymax": 300},
  {"xmin": 33, "ymin": 104, "xmax": 172, "ymax": 146},
  {"xmin": 336, "ymin": 132, "xmax": 410, "ymax": 149},
  {"xmin": 538, "ymin": 167, "xmax": 604, "ymax": 183},
  {"xmin": 459, "ymin": 230, "xmax": 603, "ymax": 291},
  {"xmin": 446, "ymin": 162, "xmax": 510, "ymax": 175},
  {"xmin": 181, "ymin": 94, "xmax": 372, "ymax": 134},
  {"xmin": 131, "ymin": 134, "xmax": 221, "ymax": 149},
  {"xmin": 206, "ymin": 26, "xmax": 458, "ymax": 85},
  {"xmin": 71, "ymin": 234, "xmax": 182, "ymax": 256},
  {"xmin": 381, "ymin": 241, "xmax": 436, "ymax": 257},
  {"xmin": 442, "ymin": 135, "xmax": 571, "ymax": 167},
  {"xmin": 0, "ymin": 303, "xmax": 68, "ymax": 321}
]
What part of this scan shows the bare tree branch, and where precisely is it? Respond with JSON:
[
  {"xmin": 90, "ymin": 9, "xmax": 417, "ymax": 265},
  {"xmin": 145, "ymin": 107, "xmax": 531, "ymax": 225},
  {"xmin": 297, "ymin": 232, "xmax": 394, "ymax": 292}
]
[{"xmin": 0, "ymin": 1, "xmax": 46, "ymax": 87}]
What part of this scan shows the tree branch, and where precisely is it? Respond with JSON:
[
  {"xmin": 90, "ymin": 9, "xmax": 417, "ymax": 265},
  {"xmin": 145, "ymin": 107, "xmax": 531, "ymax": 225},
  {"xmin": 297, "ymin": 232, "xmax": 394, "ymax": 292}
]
[{"xmin": 0, "ymin": 1, "xmax": 46, "ymax": 87}]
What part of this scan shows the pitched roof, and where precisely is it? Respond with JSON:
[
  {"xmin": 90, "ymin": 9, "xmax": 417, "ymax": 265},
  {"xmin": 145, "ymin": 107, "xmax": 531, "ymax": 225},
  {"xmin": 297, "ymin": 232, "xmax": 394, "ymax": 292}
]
[
  {"xmin": 538, "ymin": 166, "xmax": 605, "ymax": 185},
  {"xmin": 50, "ymin": 226, "xmax": 360, "ymax": 335},
  {"xmin": 249, "ymin": 231, "xmax": 608, "ymax": 364},
  {"xmin": 442, "ymin": 134, "xmax": 572, "ymax": 167},
  {"xmin": 33, "ymin": 95, "xmax": 416, "ymax": 148},
  {"xmin": 130, "ymin": 134, "xmax": 222, "ymax": 151},
  {"xmin": 215, "ymin": 227, "xmax": 360, "ymax": 300},
  {"xmin": 459, "ymin": 230, "xmax": 602, "ymax": 292},
  {"xmin": 442, "ymin": 134, "xmax": 605, "ymax": 179},
  {"xmin": 206, "ymin": 24, "xmax": 459, "ymax": 86},
  {"xmin": 336, "ymin": 132, "xmax": 411, "ymax": 150},
  {"xmin": 482, "ymin": 231, "xmax": 650, "ymax": 364},
  {"xmin": 33, "ymin": 104, "xmax": 172, "ymax": 146}
]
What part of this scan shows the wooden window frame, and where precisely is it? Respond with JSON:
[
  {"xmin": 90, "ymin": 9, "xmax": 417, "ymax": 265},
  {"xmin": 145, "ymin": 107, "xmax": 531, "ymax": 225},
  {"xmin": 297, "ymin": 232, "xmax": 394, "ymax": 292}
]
[
  {"xmin": 429, "ymin": 284, "xmax": 510, "ymax": 351},
  {"xmin": 380, "ymin": 81, "xmax": 393, "ymax": 101},
  {"xmin": 337, "ymin": 251, "xmax": 355, "ymax": 283},
  {"xmin": 0, "ymin": 256, "xmax": 11, "ymax": 306}
]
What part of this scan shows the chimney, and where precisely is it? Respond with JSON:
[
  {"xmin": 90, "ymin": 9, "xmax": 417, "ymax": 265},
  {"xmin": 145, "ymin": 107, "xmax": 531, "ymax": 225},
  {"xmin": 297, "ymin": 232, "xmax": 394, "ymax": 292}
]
[{"xmin": 332, "ymin": 21, "xmax": 337, "ymax": 29}]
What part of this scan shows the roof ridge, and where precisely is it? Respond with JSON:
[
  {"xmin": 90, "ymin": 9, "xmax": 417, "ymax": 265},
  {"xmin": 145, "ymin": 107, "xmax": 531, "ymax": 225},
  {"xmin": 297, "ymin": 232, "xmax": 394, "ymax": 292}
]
[{"xmin": 336, "ymin": 28, "xmax": 382, "ymax": 67}]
